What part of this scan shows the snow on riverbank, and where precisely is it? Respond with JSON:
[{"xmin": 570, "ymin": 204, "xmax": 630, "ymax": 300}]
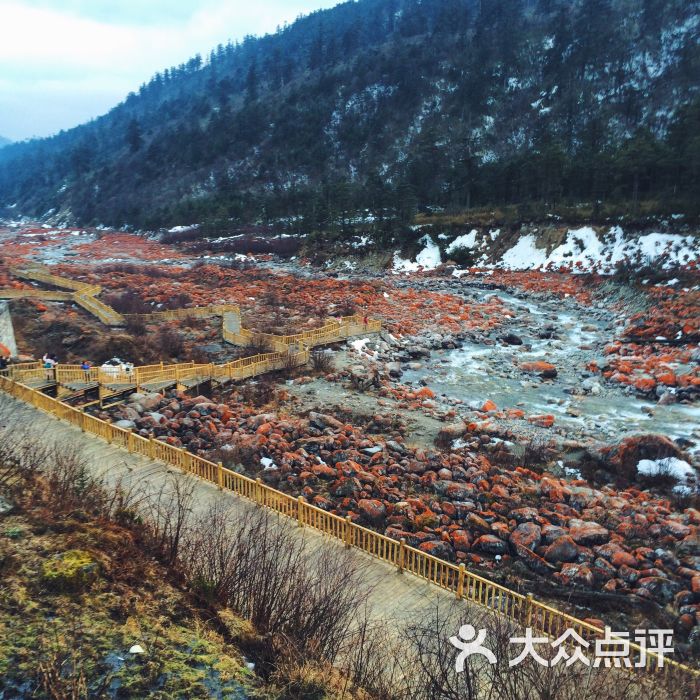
[
  {"xmin": 496, "ymin": 226, "xmax": 698, "ymax": 273},
  {"xmin": 395, "ymin": 226, "xmax": 698, "ymax": 274},
  {"xmin": 393, "ymin": 234, "xmax": 442, "ymax": 272}
]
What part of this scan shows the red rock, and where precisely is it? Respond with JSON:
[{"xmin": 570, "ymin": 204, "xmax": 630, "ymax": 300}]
[
  {"xmin": 527, "ymin": 414, "xmax": 555, "ymax": 428},
  {"xmin": 509, "ymin": 522, "xmax": 542, "ymax": 551},
  {"xmin": 473, "ymin": 534, "xmax": 508, "ymax": 555},
  {"xmin": 600, "ymin": 434, "xmax": 684, "ymax": 481},
  {"xmin": 466, "ymin": 512, "xmax": 492, "ymax": 534},
  {"xmin": 520, "ymin": 361, "xmax": 557, "ymax": 378},
  {"xmin": 415, "ymin": 386, "xmax": 436, "ymax": 400},
  {"xmin": 358, "ymin": 499, "xmax": 387, "ymax": 524},
  {"xmin": 656, "ymin": 372, "xmax": 677, "ymax": 387},
  {"xmin": 419, "ymin": 540, "xmax": 454, "ymax": 560},
  {"xmin": 512, "ymin": 543, "xmax": 555, "ymax": 574},
  {"xmin": 510, "ymin": 507, "xmax": 540, "ymax": 523},
  {"xmin": 636, "ymin": 577, "xmax": 680, "ymax": 603},
  {"xmin": 415, "ymin": 510, "xmax": 440, "ymax": 529},
  {"xmin": 559, "ymin": 563, "xmax": 595, "ymax": 588},
  {"xmin": 569, "ymin": 520, "xmax": 609, "ymax": 546},
  {"xmin": 678, "ymin": 614, "xmax": 695, "ymax": 632},
  {"xmin": 610, "ymin": 551, "xmax": 638, "ymax": 568},
  {"xmin": 436, "ymin": 422, "xmax": 468, "ymax": 445},
  {"xmin": 618, "ymin": 564, "xmax": 639, "ymax": 585},
  {"xmin": 544, "ymin": 536, "xmax": 580, "ymax": 563},
  {"xmin": 663, "ymin": 520, "xmax": 691, "ymax": 539},
  {"xmin": 481, "ymin": 399, "xmax": 498, "ymax": 412},
  {"xmin": 451, "ymin": 530, "xmax": 471, "ymax": 552},
  {"xmin": 633, "ymin": 377, "xmax": 656, "ymax": 392}
]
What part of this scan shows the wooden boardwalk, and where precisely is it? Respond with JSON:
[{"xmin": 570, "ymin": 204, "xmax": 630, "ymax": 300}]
[{"xmin": 0, "ymin": 389, "xmax": 458, "ymax": 629}]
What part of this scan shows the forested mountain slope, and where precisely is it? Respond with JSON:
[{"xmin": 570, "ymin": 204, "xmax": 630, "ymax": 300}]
[{"xmin": 0, "ymin": 0, "xmax": 698, "ymax": 230}]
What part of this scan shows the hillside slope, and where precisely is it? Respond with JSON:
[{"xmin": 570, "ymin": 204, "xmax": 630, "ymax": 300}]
[{"xmin": 0, "ymin": 0, "xmax": 699, "ymax": 229}]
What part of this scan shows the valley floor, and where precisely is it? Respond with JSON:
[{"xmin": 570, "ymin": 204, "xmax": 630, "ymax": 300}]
[{"xmin": 1, "ymin": 221, "xmax": 699, "ymax": 669}]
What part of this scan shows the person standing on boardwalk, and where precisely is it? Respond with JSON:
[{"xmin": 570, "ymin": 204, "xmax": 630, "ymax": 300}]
[
  {"xmin": 43, "ymin": 353, "xmax": 57, "ymax": 381},
  {"xmin": 81, "ymin": 360, "xmax": 92, "ymax": 380}
]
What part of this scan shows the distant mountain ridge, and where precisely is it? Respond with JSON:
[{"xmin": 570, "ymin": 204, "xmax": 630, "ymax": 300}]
[
  {"xmin": 0, "ymin": 0, "xmax": 698, "ymax": 230},
  {"xmin": 0, "ymin": 136, "xmax": 11, "ymax": 149}
]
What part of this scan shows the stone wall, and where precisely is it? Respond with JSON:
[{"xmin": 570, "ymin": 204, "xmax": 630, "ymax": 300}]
[{"xmin": 0, "ymin": 301, "xmax": 17, "ymax": 357}]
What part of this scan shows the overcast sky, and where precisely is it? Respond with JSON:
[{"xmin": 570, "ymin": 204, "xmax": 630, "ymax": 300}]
[{"xmin": 0, "ymin": 0, "xmax": 342, "ymax": 141}]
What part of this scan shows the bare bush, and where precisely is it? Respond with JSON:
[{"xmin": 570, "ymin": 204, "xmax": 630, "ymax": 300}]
[
  {"xmin": 41, "ymin": 444, "xmax": 109, "ymax": 516},
  {"xmin": 182, "ymin": 502, "xmax": 372, "ymax": 669},
  {"xmin": 161, "ymin": 292, "xmax": 193, "ymax": 311},
  {"xmin": 239, "ymin": 377, "xmax": 276, "ymax": 407},
  {"xmin": 141, "ymin": 472, "xmax": 196, "ymax": 566},
  {"xmin": 181, "ymin": 314, "xmax": 207, "ymax": 330},
  {"xmin": 124, "ymin": 315, "xmax": 147, "ymax": 336},
  {"xmin": 98, "ymin": 263, "xmax": 171, "ymax": 278},
  {"xmin": 0, "ymin": 404, "xmax": 49, "ymax": 492},
  {"xmin": 311, "ymin": 349, "xmax": 335, "ymax": 374},
  {"xmin": 104, "ymin": 290, "xmax": 151, "ymax": 315},
  {"xmin": 245, "ymin": 335, "xmax": 275, "ymax": 356},
  {"xmin": 395, "ymin": 599, "xmax": 682, "ymax": 700},
  {"xmin": 157, "ymin": 326, "xmax": 185, "ymax": 358},
  {"xmin": 336, "ymin": 300, "xmax": 358, "ymax": 317}
]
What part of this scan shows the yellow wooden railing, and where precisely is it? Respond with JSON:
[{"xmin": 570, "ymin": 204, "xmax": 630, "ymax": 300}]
[
  {"xmin": 13, "ymin": 267, "xmax": 102, "ymax": 296},
  {"xmin": 123, "ymin": 304, "xmax": 241, "ymax": 322},
  {"xmin": 0, "ymin": 289, "xmax": 75, "ymax": 302},
  {"xmin": 0, "ymin": 373, "xmax": 697, "ymax": 691}
]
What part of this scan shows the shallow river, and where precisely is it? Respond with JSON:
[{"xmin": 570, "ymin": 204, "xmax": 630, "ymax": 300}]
[{"xmin": 403, "ymin": 287, "xmax": 700, "ymax": 456}]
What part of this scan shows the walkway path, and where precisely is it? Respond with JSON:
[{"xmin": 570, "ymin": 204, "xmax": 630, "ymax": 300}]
[{"xmin": 0, "ymin": 389, "xmax": 457, "ymax": 630}]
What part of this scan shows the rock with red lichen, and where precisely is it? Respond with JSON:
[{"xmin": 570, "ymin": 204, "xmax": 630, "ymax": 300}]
[
  {"xmin": 520, "ymin": 361, "xmax": 557, "ymax": 378},
  {"xmin": 357, "ymin": 498, "xmax": 387, "ymax": 525},
  {"xmin": 473, "ymin": 534, "xmax": 508, "ymax": 555},
  {"xmin": 509, "ymin": 522, "xmax": 541, "ymax": 551},
  {"xmin": 558, "ymin": 562, "xmax": 595, "ymax": 588},
  {"xmin": 569, "ymin": 520, "xmax": 610, "ymax": 546},
  {"xmin": 544, "ymin": 536, "xmax": 580, "ymax": 563},
  {"xmin": 419, "ymin": 540, "xmax": 454, "ymax": 560}
]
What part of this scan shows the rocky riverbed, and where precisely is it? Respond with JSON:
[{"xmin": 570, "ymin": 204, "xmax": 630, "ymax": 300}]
[
  {"xmin": 46, "ymin": 257, "xmax": 690, "ymax": 657},
  {"xmin": 90, "ymin": 272, "xmax": 700, "ymax": 654}
]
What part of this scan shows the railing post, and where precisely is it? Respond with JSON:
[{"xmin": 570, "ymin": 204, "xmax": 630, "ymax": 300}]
[
  {"xmin": 345, "ymin": 516, "xmax": 352, "ymax": 548},
  {"xmin": 297, "ymin": 496, "xmax": 305, "ymax": 527},
  {"xmin": 456, "ymin": 563, "xmax": 466, "ymax": 599},
  {"xmin": 256, "ymin": 477, "xmax": 262, "ymax": 505},
  {"xmin": 79, "ymin": 410, "xmax": 85, "ymax": 432},
  {"xmin": 217, "ymin": 461, "xmax": 223, "ymax": 490},
  {"xmin": 149, "ymin": 436, "xmax": 155, "ymax": 460},
  {"xmin": 525, "ymin": 593, "xmax": 534, "ymax": 629},
  {"xmin": 398, "ymin": 538, "xmax": 406, "ymax": 573}
]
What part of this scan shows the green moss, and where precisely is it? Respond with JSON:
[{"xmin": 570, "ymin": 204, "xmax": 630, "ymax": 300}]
[
  {"xmin": 3, "ymin": 525, "xmax": 25, "ymax": 539},
  {"xmin": 41, "ymin": 549, "xmax": 98, "ymax": 592}
]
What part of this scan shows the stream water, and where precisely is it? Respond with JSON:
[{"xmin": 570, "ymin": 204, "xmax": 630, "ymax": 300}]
[{"xmin": 403, "ymin": 287, "xmax": 700, "ymax": 457}]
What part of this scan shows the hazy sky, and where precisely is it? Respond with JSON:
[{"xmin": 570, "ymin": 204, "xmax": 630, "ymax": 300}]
[{"xmin": 0, "ymin": 0, "xmax": 341, "ymax": 141}]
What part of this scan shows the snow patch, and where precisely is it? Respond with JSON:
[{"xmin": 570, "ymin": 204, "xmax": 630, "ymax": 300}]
[
  {"xmin": 637, "ymin": 457, "xmax": 695, "ymax": 485},
  {"xmin": 446, "ymin": 229, "xmax": 478, "ymax": 254},
  {"xmin": 499, "ymin": 234, "xmax": 548, "ymax": 270},
  {"xmin": 392, "ymin": 234, "xmax": 442, "ymax": 272}
]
